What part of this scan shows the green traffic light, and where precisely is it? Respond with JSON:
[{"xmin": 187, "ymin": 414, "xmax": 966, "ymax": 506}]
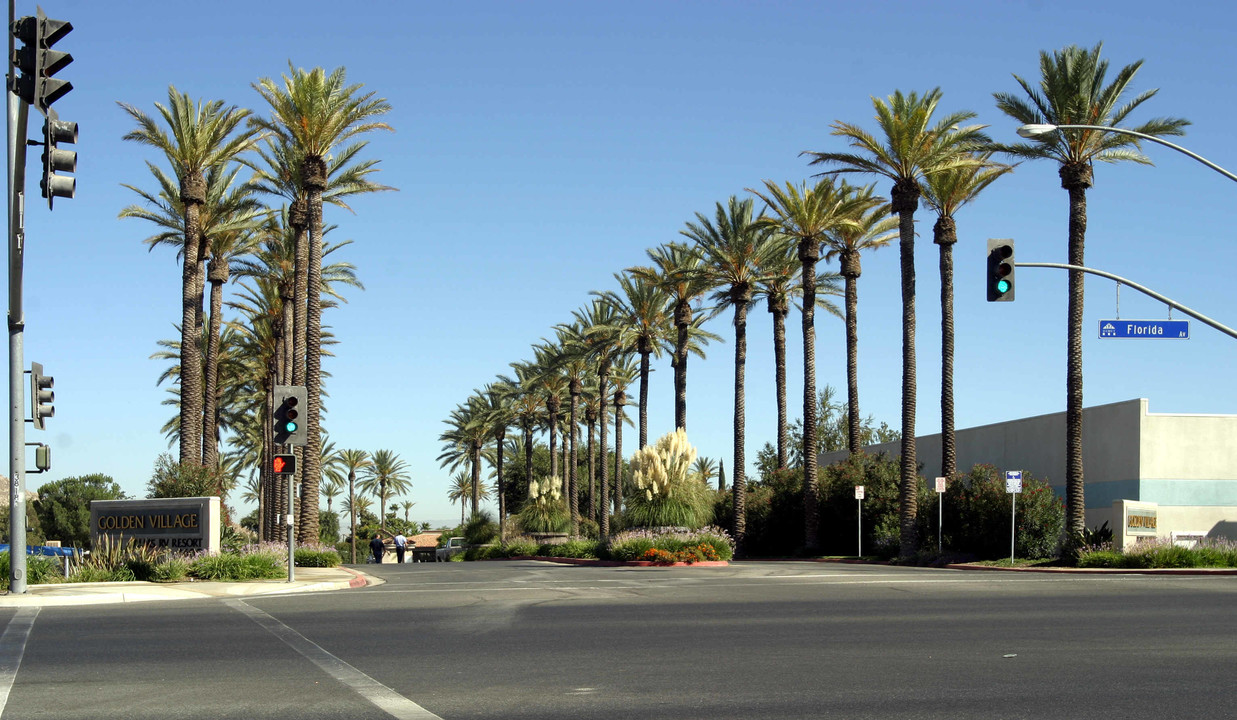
[
  {"xmin": 997, "ymin": 279, "xmax": 1010, "ymax": 294},
  {"xmin": 285, "ymin": 421, "xmax": 298, "ymax": 433}
]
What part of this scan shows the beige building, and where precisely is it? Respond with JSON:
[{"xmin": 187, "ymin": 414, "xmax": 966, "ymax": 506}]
[{"xmin": 820, "ymin": 398, "xmax": 1237, "ymax": 548}]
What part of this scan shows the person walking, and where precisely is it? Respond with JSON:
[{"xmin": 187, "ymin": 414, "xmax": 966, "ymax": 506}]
[
  {"xmin": 369, "ymin": 533, "xmax": 386, "ymax": 564},
  {"xmin": 394, "ymin": 531, "xmax": 407, "ymax": 564}
]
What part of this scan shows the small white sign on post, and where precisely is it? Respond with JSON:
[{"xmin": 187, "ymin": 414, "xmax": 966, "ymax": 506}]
[
  {"xmin": 855, "ymin": 486, "xmax": 864, "ymax": 558},
  {"xmin": 934, "ymin": 477, "xmax": 946, "ymax": 553},
  {"xmin": 935, "ymin": 477, "xmax": 946, "ymax": 493},
  {"xmin": 1005, "ymin": 470, "xmax": 1023, "ymax": 564},
  {"xmin": 854, "ymin": 485, "xmax": 865, "ymax": 500}
]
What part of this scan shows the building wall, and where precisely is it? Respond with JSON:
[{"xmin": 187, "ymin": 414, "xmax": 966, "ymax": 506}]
[{"xmin": 820, "ymin": 398, "xmax": 1237, "ymax": 541}]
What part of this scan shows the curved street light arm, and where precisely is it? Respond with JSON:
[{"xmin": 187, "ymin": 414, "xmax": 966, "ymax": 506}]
[
  {"xmin": 1017, "ymin": 123, "xmax": 1237, "ymax": 184},
  {"xmin": 1017, "ymin": 262, "xmax": 1237, "ymax": 341}
]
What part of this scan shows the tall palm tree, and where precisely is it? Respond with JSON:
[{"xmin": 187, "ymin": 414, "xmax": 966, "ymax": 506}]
[
  {"xmin": 552, "ymin": 325, "xmax": 591, "ymax": 536},
  {"xmin": 629, "ymin": 242, "xmax": 716, "ymax": 431},
  {"xmin": 337, "ymin": 449, "xmax": 371, "ymax": 563},
  {"xmin": 993, "ymin": 44, "xmax": 1188, "ymax": 538},
  {"xmin": 747, "ymin": 178, "xmax": 873, "ymax": 553},
  {"xmin": 608, "ymin": 355, "xmax": 639, "ymax": 518},
  {"xmin": 448, "ymin": 471, "xmax": 473, "ymax": 527},
  {"xmin": 359, "ymin": 449, "xmax": 411, "ymax": 533},
  {"xmin": 820, "ymin": 185, "xmax": 897, "ymax": 455},
  {"xmin": 252, "ymin": 64, "xmax": 394, "ymax": 544},
  {"xmin": 438, "ymin": 397, "xmax": 488, "ymax": 517},
  {"xmin": 119, "ymin": 87, "xmax": 260, "ymax": 467},
  {"xmin": 804, "ymin": 89, "xmax": 988, "ymax": 558},
  {"xmin": 593, "ymin": 272, "xmax": 673, "ymax": 449},
  {"xmin": 530, "ymin": 343, "xmax": 569, "ymax": 479},
  {"xmin": 682, "ymin": 196, "xmax": 783, "ymax": 550},
  {"xmin": 922, "ymin": 153, "xmax": 1014, "ymax": 478},
  {"xmin": 567, "ymin": 299, "xmax": 627, "ymax": 539},
  {"xmin": 478, "ymin": 381, "xmax": 515, "ymax": 539}
]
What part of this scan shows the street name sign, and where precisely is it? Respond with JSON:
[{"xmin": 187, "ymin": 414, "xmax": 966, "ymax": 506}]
[{"xmin": 1099, "ymin": 319, "xmax": 1189, "ymax": 339}]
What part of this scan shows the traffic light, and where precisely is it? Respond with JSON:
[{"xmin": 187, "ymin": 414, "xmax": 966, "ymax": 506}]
[
  {"xmin": 272, "ymin": 453, "xmax": 296, "ymax": 475},
  {"xmin": 42, "ymin": 108, "xmax": 76, "ymax": 208},
  {"xmin": 10, "ymin": 8, "xmax": 73, "ymax": 112},
  {"xmin": 273, "ymin": 385, "xmax": 308, "ymax": 446},
  {"xmin": 986, "ymin": 238, "xmax": 1015, "ymax": 302},
  {"xmin": 29, "ymin": 362, "xmax": 54, "ymax": 430}
]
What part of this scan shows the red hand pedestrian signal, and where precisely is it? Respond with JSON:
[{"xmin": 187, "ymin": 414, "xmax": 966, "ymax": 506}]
[{"xmin": 272, "ymin": 453, "xmax": 296, "ymax": 475}]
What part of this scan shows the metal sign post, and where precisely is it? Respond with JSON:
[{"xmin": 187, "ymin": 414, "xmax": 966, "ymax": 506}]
[
  {"xmin": 935, "ymin": 477, "xmax": 946, "ymax": 554},
  {"xmin": 1005, "ymin": 471, "xmax": 1023, "ymax": 564},
  {"xmin": 855, "ymin": 485, "xmax": 864, "ymax": 558}
]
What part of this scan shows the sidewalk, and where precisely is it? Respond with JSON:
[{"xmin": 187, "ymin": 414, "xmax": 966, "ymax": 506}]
[{"xmin": 0, "ymin": 566, "xmax": 380, "ymax": 607}]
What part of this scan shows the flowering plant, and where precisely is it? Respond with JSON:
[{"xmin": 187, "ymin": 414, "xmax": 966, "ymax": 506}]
[{"xmin": 625, "ymin": 429, "xmax": 713, "ymax": 529}]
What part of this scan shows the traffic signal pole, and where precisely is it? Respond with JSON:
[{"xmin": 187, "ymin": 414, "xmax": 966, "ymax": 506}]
[
  {"xmin": 7, "ymin": 0, "xmax": 31, "ymax": 593},
  {"xmin": 1017, "ymin": 262, "xmax": 1237, "ymax": 341}
]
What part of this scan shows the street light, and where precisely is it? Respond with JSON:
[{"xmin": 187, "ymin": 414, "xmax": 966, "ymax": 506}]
[{"xmin": 1016, "ymin": 123, "xmax": 1237, "ymax": 184}]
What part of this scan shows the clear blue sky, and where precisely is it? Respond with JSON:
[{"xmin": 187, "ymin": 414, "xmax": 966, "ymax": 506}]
[{"xmin": 14, "ymin": 1, "xmax": 1237, "ymax": 528}]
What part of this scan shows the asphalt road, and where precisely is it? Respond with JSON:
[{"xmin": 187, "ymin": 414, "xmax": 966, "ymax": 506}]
[{"xmin": 3, "ymin": 561, "xmax": 1236, "ymax": 719}]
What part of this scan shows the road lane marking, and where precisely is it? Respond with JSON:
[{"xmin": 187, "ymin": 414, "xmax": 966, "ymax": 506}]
[
  {"xmin": 225, "ymin": 599, "xmax": 441, "ymax": 720},
  {"xmin": 0, "ymin": 607, "xmax": 40, "ymax": 717}
]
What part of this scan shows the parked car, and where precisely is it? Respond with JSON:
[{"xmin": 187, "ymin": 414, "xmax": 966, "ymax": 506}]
[{"xmin": 435, "ymin": 536, "xmax": 466, "ymax": 561}]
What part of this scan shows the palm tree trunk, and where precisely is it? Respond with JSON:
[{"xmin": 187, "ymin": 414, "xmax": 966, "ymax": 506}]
[
  {"xmin": 569, "ymin": 385, "xmax": 581, "ymax": 536},
  {"xmin": 842, "ymin": 253, "xmax": 862, "ymax": 455},
  {"xmin": 379, "ymin": 479, "xmax": 387, "ymax": 533},
  {"xmin": 202, "ymin": 262, "xmax": 227, "ymax": 469},
  {"xmin": 771, "ymin": 302, "xmax": 788, "ymax": 469},
  {"xmin": 297, "ymin": 165, "xmax": 325, "ymax": 543},
  {"xmin": 496, "ymin": 428, "xmax": 507, "ymax": 541},
  {"xmin": 613, "ymin": 392, "xmax": 624, "ymax": 518},
  {"xmin": 547, "ymin": 401, "xmax": 559, "ymax": 480},
  {"xmin": 893, "ymin": 182, "xmax": 920, "ymax": 559},
  {"xmin": 935, "ymin": 218, "xmax": 957, "ymax": 478},
  {"xmin": 598, "ymin": 364, "xmax": 611, "ymax": 540},
  {"xmin": 179, "ymin": 182, "xmax": 205, "ymax": 467},
  {"xmin": 586, "ymin": 412, "xmax": 596, "ymax": 522},
  {"xmin": 470, "ymin": 442, "xmax": 482, "ymax": 517},
  {"xmin": 638, "ymin": 352, "xmax": 651, "ymax": 449},
  {"xmin": 673, "ymin": 302, "xmax": 690, "ymax": 430},
  {"xmin": 1063, "ymin": 173, "xmax": 1090, "ymax": 536},
  {"xmin": 348, "ymin": 469, "xmax": 357, "ymax": 564},
  {"xmin": 732, "ymin": 297, "xmax": 749, "ymax": 551},
  {"xmin": 523, "ymin": 423, "xmax": 534, "ymax": 507},
  {"xmin": 799, "ymin": 239, "xmax": 820, "ymax": 552}
]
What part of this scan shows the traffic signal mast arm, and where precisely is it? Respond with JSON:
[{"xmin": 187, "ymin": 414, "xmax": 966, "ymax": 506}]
[{"xmin": 1016, "ymin": 262, "xmax": 1237, "ymax": 341}]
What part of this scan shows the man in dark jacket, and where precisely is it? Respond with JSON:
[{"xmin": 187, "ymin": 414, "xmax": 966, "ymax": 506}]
[{"xmin": 369, "ymin": 533, "xmax": 385, "ymax": 563}]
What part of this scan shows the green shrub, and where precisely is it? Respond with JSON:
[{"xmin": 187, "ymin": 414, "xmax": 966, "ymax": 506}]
[
  {"xmin": 191, "ymin": 551, "xmax": 284, "ymax": 580},
  {"xmin": 609, "ymin": 527, "xmax": 735, "ymax": 562},
  {"xmin": 150, "ymin": 556, "xmax": 190, "ymax": 582},
  {"xmin": 70, "ymin": 565, "xmax": 134, "ymax": 583},
  {"xmin": 516, "ymin": 495, "xmax": 569, "ymax": 533},
  {"xmin": 463, "ymin": 512, "xmax": 500, "ymax": 546},
  {"xmin": 937, "ymin": 464, "xmax": 1063, "ymax": 560},
  {"xmin": 502, "ymin": 537, "xmax": 540, "ymax": 557},
  {"xmin": 819, "ymin": 452, "xmax": 905, "ymax": 558},
  {"xmin": 0, "ymin": 551, "xmax": 62, "ymax": 590},
  {"xmin": 294, "ymin": 547, "xmax": 342, "ymax": 568},
  {"xmin": 549, "ymin": 539, "xmax": 602, "ymax": 559}
]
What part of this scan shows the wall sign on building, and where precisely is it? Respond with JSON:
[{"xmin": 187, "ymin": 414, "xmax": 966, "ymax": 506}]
[{"xmin": 91, "ymin": 497, "xmax": 221, "ymax": 554}]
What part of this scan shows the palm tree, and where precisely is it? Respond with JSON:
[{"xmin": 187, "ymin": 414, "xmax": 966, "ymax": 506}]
[
  {"xmin": 820, "ymin": 185, "xmax": 897, "ymax": 455},
  {"xmin": 438, "ymin": 397, "xmax": 489, "ymax": 517},
  {"xmin": 530, "ymin": 343, "xmax": 569, "ymax": 479},
  {"xmin": 359, "ymin": 449, "xmax": 411, "ymax": 533},
  {"xmin": 922, "ymin": 153, "xmax": 1014, "ymax": 478},
  {"xmin": 608, "ymin": 355, "xmax": 639, "ymax": 518},
  {"xmin": 691, "ymin": 456, "xmax": 719, "ymax": 486},
  {"xmin": 252, "ymin": 64, "xmax": 394, "ymax": 544},
  {"xmin": 747, "ymin": 178, "xmax": 873, "ymax": 553},
  {"xmin": 804, "ymin": 88, "xmax": 988, "ymax": 558},
  {"xmin": 552, "ymin": 325, "xmax": 591, "ymax": 536},
  {"xmin": 593, "ymin": 272, "xmax": 673, "ymax": 449},
  {"xmin": 337, "ymin": 449, "xmax": 371, "ymax": 562},
  {"xmin": 119, "ymin": 87, "xmax": 260, "ymax": 467},
  {"xmin": 448, "ymin": 471, "xmax": 473, "ymax": 527},
  {"xmin": 629, "ymin": 242, "xmax": 716, "ymax": 431},
  {"xmin": 478, "ymin": 381, "xmax": 515, "ymax": 539},
  {"xmin": 682, "ymin": 196, "xmax": 783, "ymax": 549},
  {"xmin": 567, "ymin": 299, "xmax": 627, "ymax": 539},
  {"xmin": 993, "ymin": 44, "xmax": 1189, "ymax": 538}
]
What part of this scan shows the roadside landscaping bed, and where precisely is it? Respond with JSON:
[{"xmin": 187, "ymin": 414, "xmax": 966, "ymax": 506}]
[
  {"xmin": 454, "ymin": 526, "xmax": 735, "ymax": 566},
  {"xmin": 0, "ymin": 542, "xmax": 341, "ymax": 590}
]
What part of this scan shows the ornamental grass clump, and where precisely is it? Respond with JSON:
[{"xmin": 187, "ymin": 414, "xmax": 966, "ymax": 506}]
[
  {"xmin": 517, "ymin": 476, "xmax": 569, "ymax": 533},
  {"xmin": 626, "ymin": 429, "xmax": 713, "ymax": 529}
]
